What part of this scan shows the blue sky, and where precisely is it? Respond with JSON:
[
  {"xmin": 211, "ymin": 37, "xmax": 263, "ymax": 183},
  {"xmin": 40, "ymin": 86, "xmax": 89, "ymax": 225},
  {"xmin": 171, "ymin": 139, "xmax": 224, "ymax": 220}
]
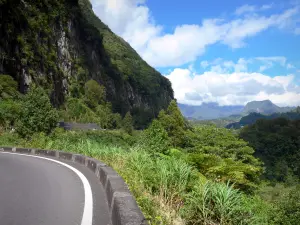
[
  {"xmin": 147, "ymin": 0, "xmax": 300, "ymax": 75},
  {"xmin": 91, "ymin": 0, "xmax": 300, "ymax": 106}
]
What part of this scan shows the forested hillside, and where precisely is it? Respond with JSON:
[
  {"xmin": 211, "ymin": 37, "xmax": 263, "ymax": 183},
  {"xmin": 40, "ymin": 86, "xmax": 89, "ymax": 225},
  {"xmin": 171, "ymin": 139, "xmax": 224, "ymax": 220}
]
[
  {"xmin": 240, "ymin": 118, "xmax": 300, "ymax": 182},
  {"xmin": 0, "ymin": 0, "xmax": 173, "ymax": 127}
]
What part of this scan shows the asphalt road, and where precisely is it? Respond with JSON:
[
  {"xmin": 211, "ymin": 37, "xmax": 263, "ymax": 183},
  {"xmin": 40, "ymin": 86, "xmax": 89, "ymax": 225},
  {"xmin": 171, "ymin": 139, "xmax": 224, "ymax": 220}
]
[{"xmin": 0, "ymin": 152, "xmax": 111, "ymax": 225}]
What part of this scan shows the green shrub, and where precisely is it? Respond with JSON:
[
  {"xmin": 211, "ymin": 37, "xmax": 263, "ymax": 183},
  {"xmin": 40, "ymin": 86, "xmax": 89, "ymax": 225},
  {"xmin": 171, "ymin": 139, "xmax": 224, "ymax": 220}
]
[
  {"xmin": 237, "ymin": 195, "xmax": 277, "ymax": 225},
  {"xmin": 0, "ymin": 99, "xmax": 21, "ymax": 129},
  {"xmin": 271, "ymin": 185, "xmax": 300, "ymax": 225},
  {"xmin": 84, "ymin": 79, "xmax": 106, "ymax": 109},
  {"xmin": 16, "ymin": 87, "xmax": 58, "ymax": 137},
  {"xmin": 186, "ymin": 125, "xmax": 262, "ymax": 192},
  {"xmin": 0, "ymin": 74, "xmax": 19, "ymax": 100},
  {"xmin": 0, "ymin": 132, "xmax": 21, "ymax": 145},
  {"xmin": 137, "ymin": 119, "xmax": 170, "ymax": 154},
  {"xmin": 62, "ymin": 97, "xmax": 99, "ymax": 123},
  {"xmin": 122, "ymin": 111, "xmax": 133, "ymax": 134}
]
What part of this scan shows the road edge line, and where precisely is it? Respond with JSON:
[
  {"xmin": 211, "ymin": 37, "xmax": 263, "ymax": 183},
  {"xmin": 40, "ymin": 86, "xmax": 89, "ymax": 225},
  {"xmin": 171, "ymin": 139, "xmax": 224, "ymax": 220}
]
[
  {"xmin": 0, "ymin": 151, "xmax": 93, "ymax": 225},
  {"xmin": 0, "ymin": 146, "xmax": 148, "ymax": 225}
]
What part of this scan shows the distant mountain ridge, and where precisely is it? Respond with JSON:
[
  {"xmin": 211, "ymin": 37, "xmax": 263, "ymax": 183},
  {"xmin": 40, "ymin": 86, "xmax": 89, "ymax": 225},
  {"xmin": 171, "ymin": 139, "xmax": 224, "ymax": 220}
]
[
  {"xmin": 178, "ymin": 103, "xmax": 243, "ymax": 120},
  {"xmin": 243, "ymin": 100, "xmax": 294, "ymax": 114},
  {"xmin": 226, "ymin": 111, "xmax": 300, "ymax": 129},
  {"xmin": 179, "ymin": 100, "xmax": 296, "ymax": 120}
]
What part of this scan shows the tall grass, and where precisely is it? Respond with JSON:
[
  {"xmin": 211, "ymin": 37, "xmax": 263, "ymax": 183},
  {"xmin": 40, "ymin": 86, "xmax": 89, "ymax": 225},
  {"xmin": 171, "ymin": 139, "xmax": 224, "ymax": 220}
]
[
  {"xmin": 182, "ymin": 181, "xmax": 242, "ymax": 225},
  {"xmin": 0, "ymin": 130, "xmax": 274, "ymax": 225}
]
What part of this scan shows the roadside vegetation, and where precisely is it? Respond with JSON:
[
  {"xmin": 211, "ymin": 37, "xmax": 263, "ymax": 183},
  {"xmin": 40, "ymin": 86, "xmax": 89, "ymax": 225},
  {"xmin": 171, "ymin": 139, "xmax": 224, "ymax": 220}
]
[{"xmin": 1, "ymin": 74, "xmax": 299, "ymax": 224}]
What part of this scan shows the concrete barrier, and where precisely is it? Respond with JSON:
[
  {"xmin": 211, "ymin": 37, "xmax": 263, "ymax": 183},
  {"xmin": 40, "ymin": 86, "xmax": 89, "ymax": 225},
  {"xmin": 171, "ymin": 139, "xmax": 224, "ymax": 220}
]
[{"xmin": 0, "ymin": 146, "xmax": 148, "ymax": 225}]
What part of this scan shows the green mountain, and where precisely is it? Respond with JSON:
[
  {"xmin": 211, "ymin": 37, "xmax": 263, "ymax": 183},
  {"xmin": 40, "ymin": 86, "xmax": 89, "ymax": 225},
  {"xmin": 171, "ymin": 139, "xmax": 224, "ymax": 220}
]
[
  {"xmin": 226, "ymin": 111, "xmax": 300, "ymax": 129},
  {"xmin": 243, "ymin": 100, "xmax": 293, "ymax": 114},
  {"xmin": 0, "ymin": 0, "xmax": 173, "ymax": 127},
  {"xmin": 180, "ymin": 100, "xmax": 295, "ymax": 123}
]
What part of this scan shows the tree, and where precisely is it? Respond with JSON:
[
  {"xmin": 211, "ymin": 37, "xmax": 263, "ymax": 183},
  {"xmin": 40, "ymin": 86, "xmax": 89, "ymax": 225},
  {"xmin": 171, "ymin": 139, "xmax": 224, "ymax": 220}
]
[
  {"xmin": 139, "ymin": 119, "xmax": 170, "ymax": 154},
  {"xmin": 84, "ymin": 79, "xmax": 106, "ymax": 109},
  {"xmin": 158, "ymin": 100, "xmax": 187, "ymax": 147},
  {"xmin": 122, "ymin": 112, "xmax": 133, "ymax": 134},
  {"xmin": 112, "ymin": 113, "xmax": 122, "ymax": 129},
  {"xmin": 16, "ymin": 87, "xmax": 58, "ymax": 137},
  {"xmin": 186, "ymin": 125, "xmax": 263, "ymax": 192},
  {"xmin": 95, "ymin": 103, "xmax": 114, "ymax": 129}
]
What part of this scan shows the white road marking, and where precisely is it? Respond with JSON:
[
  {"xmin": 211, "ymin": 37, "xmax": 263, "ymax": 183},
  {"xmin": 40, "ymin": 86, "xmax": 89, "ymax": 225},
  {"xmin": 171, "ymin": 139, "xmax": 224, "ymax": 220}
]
[{"xmin": 0, "ymin": 152, "xmax": 93, "ymax": 225}]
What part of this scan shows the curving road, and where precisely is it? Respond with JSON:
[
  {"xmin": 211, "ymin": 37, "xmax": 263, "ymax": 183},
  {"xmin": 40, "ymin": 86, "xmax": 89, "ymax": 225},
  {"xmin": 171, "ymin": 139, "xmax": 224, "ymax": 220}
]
[{"xmin": 0, "ymin": 152, "xmax": 111, "ymax": 225}]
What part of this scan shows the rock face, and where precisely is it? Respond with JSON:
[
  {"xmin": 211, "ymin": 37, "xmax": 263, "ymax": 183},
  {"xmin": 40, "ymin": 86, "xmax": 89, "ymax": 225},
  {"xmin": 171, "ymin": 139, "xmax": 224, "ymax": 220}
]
[{"xmin": 0, "ymin": 0, "xmax": 173, "ymax": 126}]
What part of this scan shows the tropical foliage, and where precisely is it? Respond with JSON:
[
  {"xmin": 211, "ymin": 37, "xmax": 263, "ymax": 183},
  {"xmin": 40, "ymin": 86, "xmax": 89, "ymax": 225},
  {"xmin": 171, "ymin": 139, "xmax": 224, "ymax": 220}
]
[
  {"xmin": 15, "ymin": 87, "xmax": 59, "ymax": 137},
  {"xmin": 240, "ymin": 118, "xmax": 300, "ymax": 182}
]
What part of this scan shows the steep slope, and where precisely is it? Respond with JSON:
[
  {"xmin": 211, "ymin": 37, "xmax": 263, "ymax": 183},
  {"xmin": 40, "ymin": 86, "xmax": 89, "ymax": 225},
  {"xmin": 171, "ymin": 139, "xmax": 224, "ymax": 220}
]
[{"xmin": 0, "ymin": 0, "xmax": 173, "ymax": 127}]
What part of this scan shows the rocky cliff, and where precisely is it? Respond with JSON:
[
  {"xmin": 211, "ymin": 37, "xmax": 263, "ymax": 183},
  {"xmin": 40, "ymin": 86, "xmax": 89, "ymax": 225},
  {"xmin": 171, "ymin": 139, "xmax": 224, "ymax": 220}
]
[{"xmin": 0, "ymin": 0, "xmax": 174, "ymax": 126}]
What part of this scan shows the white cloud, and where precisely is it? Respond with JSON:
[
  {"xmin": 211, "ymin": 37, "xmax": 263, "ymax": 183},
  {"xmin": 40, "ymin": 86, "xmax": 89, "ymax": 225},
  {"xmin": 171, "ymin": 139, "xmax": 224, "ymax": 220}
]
[
  {"xmin": 235, "ymin": 4, "xmax": 257, "ymax": 15},
  {"xmin": 165, "ymin": 68, "xmax": 299, "ymax": 106},
  {"xmin": 201, "ymin": 56, "xmax": 291, "ymax": 73},
  {"xmin": 256, "ymin": 56, "xmax": 287, "ymax": 66},
  {"xmin": 287, "ymin": 63, "xmax": 295, "ymax": 69},
  {"xmin": 91, "ymin": 0, "xmax": 161, "ymax": 53},
  {"xmin": 235, "ymin": 4, "xmax": 274, "ymax": 16},
  {"xmin": 222, "ymin": 8, "xmax": 299, "ymax": 48},
  {"xmin": 91, "ymin": 0, "xmax": 300, "ymax": 67},
  {"xmin": 200, "ymin": 61, "xmax": 209, "ymax": 69},
  {"xmin": 261, "ymin": 4, "xmax": 274, "ymax": 10},
  {"xmin": 234, "ymin": 58, "xmax": 249, "ymax": 72},
  {"xmin": 256, "ymin": 56, "xmax": 287, "ymax": 72},
  {"xmin": 259, "ymin": 65, "xmax": 268, "ymax": 72}
]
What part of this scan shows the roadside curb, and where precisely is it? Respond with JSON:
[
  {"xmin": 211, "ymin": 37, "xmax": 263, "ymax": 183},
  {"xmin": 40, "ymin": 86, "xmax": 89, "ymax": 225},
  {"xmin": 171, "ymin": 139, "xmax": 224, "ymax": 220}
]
[{"xmin": 0, "ymin": 146, "xmax": 148, "ymax": 225}]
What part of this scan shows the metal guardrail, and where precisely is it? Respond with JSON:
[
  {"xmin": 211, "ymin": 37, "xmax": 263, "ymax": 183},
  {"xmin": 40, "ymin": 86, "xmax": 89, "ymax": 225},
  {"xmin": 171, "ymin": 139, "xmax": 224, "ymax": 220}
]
[{"xmin": 58, "ymin": 122, "xmax": 102, "ymax": 131}]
